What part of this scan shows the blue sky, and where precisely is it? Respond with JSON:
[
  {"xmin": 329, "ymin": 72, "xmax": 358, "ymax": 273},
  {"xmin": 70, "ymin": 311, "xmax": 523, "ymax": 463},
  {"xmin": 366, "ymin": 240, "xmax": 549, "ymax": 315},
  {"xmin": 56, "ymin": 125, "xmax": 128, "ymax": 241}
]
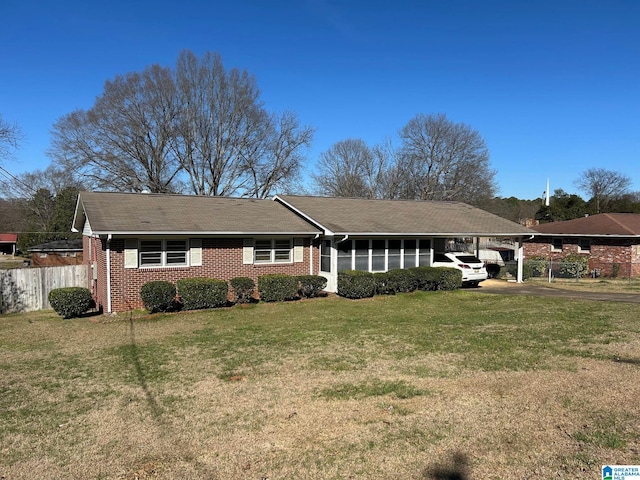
[{"xmin": 1, "ymin": 0, "xmax": 638, "ymax": 200}]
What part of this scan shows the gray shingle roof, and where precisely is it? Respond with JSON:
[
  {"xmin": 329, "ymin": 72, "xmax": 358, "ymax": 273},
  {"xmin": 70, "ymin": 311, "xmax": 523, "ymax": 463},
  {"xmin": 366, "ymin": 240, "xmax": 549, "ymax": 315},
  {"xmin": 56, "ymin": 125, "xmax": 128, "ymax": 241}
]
[
  {"xmin": 275, "ymin": 195, "xmax": 536, "ymax": 236},
  {"xmin": 74, "ymin": 192, "xmax": 322, "ymax": 235},
  {"xmin": 531, "ymin": 213, "xmax": 640, "ymax": 236}
]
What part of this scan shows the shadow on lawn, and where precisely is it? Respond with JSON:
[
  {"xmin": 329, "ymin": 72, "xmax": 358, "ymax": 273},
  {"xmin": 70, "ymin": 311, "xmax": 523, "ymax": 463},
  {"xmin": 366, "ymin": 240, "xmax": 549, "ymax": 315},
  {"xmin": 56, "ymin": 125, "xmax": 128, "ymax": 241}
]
[
  {"xmin": 128, "ymin": 317, "xmax": 163, "ymax": 420},
  {"xmin": 423, "ymin": 452, "xmax": 470, "ymax": 480}
]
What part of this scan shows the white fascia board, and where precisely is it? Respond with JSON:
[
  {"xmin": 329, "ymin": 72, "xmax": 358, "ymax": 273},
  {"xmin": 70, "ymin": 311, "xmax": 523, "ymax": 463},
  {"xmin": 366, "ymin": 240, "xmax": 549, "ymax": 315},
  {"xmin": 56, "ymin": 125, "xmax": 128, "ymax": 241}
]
[
  {"xmin": 91, "ymin": 231, "xmax": 322, "ymax": 236},
  {"xmin": 330, "ymin": 232, "xmax": 534, "ymax": 237},
  {"xmin": 534, "ymin": 233, "xmax": 640, "ymax": 238},
  {"xmin": 272, "ymin": 195, "xmax": 334, "ymax": 235}
]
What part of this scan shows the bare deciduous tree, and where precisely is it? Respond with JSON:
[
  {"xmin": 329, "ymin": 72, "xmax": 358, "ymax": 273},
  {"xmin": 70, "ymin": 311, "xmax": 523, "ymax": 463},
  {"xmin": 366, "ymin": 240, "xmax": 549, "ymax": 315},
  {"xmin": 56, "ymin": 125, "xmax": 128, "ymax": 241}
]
[
  {"xmin": 312, "ymin": 139, "xmax": 387, "ymax": 198},
  {"xmin": 49, "ymin": 50, "xmax": 313, "ymax": 197},
  {"xmin": 0, "ymin": 114, "xmax": 23, "ymax": 163},
  {"xmin": 397, "ymin": 113, "xmax": 496, "ymax": 205},
  {"xmin": 50, "ymin": 65, "xmax": 181, "ymax": 193},
  {"xmin": 244, "ymin": 111, "xmax": 314, "ymax": 198},
  {"xmin": 574, "ymin": 167, "xmax": 631, "ymax": 213}
]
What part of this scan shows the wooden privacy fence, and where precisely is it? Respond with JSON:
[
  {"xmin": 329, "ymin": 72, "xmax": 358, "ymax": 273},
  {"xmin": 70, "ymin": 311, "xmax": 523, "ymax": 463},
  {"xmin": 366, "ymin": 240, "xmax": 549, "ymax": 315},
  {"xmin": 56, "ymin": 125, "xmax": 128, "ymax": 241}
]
[{"xmin": 0, "ymin": 265, "xmax": 88, "ymax": 314}]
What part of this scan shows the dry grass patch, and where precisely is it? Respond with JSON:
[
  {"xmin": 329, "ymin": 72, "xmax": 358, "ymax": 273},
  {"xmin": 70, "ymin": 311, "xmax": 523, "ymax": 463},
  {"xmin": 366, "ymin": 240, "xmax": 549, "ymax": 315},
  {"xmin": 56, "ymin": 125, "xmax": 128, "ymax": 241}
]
[{"xmin": 1, "ymin": 292, "xmax": 639, "ymax": 479}]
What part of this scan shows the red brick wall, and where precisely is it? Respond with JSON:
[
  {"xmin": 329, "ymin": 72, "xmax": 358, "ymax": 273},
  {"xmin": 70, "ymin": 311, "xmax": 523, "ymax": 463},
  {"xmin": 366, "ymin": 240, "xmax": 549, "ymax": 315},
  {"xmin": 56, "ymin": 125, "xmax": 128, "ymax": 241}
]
[
  {"xmin": 524, "ymin": 237, "xmax": 640, "ymax": 278},
  {"xmin": 30, "ymin": 252, "xmax": 83, "ymax": 267},
  {"xmin": 97, "ymin": 237, "xmax": 319, "ymax": 313}
]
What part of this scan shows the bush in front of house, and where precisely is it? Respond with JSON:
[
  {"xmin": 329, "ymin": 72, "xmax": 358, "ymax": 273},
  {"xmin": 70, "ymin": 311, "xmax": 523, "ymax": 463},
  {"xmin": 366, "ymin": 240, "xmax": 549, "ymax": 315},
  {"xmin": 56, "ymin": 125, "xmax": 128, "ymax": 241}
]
[
  {"xmin": 177, "ymin": 277, "xmax": 228, "ymax": 310},
  {"xmin": 436, "ymin": 267, "xmax": 463, "ymax": 290},
  {"xmin": 410, "ymin": 266, "xmax": 442, "ymax": 291},
  {"xmin": 140, "ymin": 280, "xmax": 177, "ymax": 313},
  {"xmin": 49, "ymin": 287, "xmax": 93, "ymax": 319},
  {"xmin": 525, "ymin": 256, "xmax": 547, "ymax": 277},
  {"xmin": 230, "ymin": 276, "xmax": 256, "ymax": 304},
  {"xmin": 559, "ymin": 252, "xmax": 589, "ymax": 279},
  {"xmin": 297, "ymin": 275, "xmax": 327, "ymax": 298},
  {"xmin": 258, "ymin": 274, "xmax": 299, "ymax": 302},
  {"xmin": 374, "ymin": 272, "xmax": 393, "ymax": 295},
  {"xmin": 385, "ymin": 268, "xmax": 417, "ymax": 293},
  {"xmin": 337, "ymin": 270, "xmax": 376, "ymax": 299}
]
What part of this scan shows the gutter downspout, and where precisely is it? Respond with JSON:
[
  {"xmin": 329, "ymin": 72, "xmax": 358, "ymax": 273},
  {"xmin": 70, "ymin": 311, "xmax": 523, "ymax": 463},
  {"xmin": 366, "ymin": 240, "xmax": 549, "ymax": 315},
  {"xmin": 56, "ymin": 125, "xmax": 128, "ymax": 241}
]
[
  {"xmin": 337, "ymin": 234, "xmax": 349, "ymax": 244},
  {"xmin": 106, "ymin": 234, "xmax": 112, "ymax": 314}
]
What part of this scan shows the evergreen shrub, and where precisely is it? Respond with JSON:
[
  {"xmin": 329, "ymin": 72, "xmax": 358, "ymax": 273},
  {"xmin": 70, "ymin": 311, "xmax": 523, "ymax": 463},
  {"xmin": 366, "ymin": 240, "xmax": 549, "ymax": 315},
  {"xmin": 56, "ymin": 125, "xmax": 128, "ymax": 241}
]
[
  {"xmin": 258, "ymin": 274, "xmax": 299, "ymax": 302},
  {"xmin": 48, "ymin": 287, "xmax": 93, "ymax": 319},
  {"xmin": 337, "ymin": 270, "xmax": 376, "ymax": 299},
  {"xmin": 297, "ymin": 275, "xmax": 327, "ymax": 298},
  {"xmin": 177, "ymin": 277, "xmax": 228, "ymax": 310},
  {"xmin": 230, "ymin": 276, "xmax": 256, "ymax": 303},
  {"xmin": 140, "ymin": 281, "xmax": 177, "ymax": 313}
]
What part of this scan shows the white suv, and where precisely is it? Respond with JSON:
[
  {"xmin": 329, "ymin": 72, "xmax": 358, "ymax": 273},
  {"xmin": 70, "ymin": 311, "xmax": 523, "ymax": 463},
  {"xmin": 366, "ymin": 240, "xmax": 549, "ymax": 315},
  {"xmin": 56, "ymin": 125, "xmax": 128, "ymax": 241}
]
[{"xmin": 432, "ymin": 252, "xmax": 488, "ymax": 287}]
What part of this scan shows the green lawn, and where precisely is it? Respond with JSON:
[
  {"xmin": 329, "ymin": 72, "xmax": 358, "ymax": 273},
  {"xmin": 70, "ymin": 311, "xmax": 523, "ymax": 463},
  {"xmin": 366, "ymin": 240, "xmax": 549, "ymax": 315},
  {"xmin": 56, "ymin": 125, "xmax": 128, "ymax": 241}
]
[{"xmin": 1, "ymin": 290, "xmax": 639, "ymax": 479}]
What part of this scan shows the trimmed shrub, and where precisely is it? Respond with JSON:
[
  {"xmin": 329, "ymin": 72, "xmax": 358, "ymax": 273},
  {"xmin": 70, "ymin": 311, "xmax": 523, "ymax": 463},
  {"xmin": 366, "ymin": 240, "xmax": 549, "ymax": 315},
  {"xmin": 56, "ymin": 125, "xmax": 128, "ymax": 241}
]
[
  {"xmin": 140, "ymin": 280, "xmax": 177, "ymax": 313},
  {"xmin": 48, "ymin": 287, "xmax": 92, "ymax": 319},
  {"xmin": 559, "ymin": 252, "xmax": 589, "ymax": 279},
  {"xmin": 337, "ymin": 270, "xmax": 376, "ymax": 299},
  {"xmin": 230, "ymin": 276, "xmax": 256, "ymax": 303},
  {"xmin": 525, "ymin": 256, "xmax": 547, "ymax": 277},
  {"xmin": 177, "ymin": 277, "xmax": 228, "ymax": 310},
  {"xmin": 258, "ymin": 274, "xmax": 299, "ymax": 302},
  {"xmin": 297, "ymin": 275, "xmax": 327, "ymax": 298},
  {"xmin": 374, "ymin": 272, "xmax": 393, "ymax": 295},
  {"xmin": 386, "ymin": 268, "xmax": 417, "ymax": 293},
  {"xmin": 436, "ymin": 267, "xmax": 463, "ymax": 290},
  {"xmin": 410, "ymin": 266, "xmax": 442, "ymax": 291}
]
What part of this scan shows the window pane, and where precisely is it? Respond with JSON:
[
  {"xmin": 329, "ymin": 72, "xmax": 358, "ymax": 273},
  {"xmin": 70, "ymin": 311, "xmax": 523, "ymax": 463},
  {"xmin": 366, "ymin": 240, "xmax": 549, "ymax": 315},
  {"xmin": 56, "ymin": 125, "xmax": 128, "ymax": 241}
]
[
  {"xmin": 321, "ymin": 240, "xmax": 331, "ymax": 272},
  {"xmin": 274, "ymin": 239, "xmax": 291, "ymax": 262},
  {"xmin": 255, "ymin": 240, "xmax": 271, "ymax": 250},
  {"xmin": 354, "ymin": 240, "xmax": 369, "ymax": 271},
  {"xmin": 418, "ymin": 239, "xmax": 431, "ymax": 266},
  {"xmin": 404, "ymin": 240, "xmax": 416, "ymax": 268},
  {"xmin": 254, "ymin": 250, "xmax": 271, "ymax": 262},
  {"xmin": 337, "ymin": 241, "xmax": 352, "ymax": 271},
  {"xmin": 372, "ymin": 239, "xmax": 385, "ymax": 271},
  {"xmin": 388, "ymin": 239, "xmax": 401, "ymax": 269},
  {"xmin": 140, "ymin": 241, "xmax": 162, "ymax": 266},
  {"xmin": 274, "ymin": 249, "xmax": 291, "ymax": 262},
  {"xmin": 166, "ymin": 240, "xmax": 187, "ymax": 265}
]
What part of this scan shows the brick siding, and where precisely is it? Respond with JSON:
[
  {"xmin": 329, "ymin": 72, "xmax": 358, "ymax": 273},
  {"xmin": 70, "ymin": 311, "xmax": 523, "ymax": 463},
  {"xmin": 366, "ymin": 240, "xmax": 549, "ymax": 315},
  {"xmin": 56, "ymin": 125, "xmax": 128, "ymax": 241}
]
[
  {"xmin": 524, "ymin": 236, "xmax": 640, "ymax": 278},
  {"xmin": 88, "ymin": 237, "xmax": 320, "ymax": 313}
]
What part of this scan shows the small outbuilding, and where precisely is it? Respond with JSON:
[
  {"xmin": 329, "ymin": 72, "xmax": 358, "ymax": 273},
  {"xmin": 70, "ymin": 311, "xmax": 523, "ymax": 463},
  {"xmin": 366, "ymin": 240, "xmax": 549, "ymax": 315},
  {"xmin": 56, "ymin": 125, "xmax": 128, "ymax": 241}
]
[{"xmin": 28, "ymin": 239, "xmax": 84, "ymax": 267}]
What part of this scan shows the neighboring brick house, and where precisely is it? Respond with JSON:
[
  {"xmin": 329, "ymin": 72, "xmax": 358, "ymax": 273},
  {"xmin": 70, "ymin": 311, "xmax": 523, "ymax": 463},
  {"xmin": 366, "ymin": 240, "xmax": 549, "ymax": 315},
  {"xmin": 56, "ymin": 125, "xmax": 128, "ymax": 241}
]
[
  {"xmin": 28, "ymin": 239, "xmax": 84, "ymax": 267},
  {"xmin": 72, "ymin": 192, "xmax": 535, "ymax": 313},
  {"xmin": 524, "ymin": 213, "xmax": 640, "ymax": 278}
]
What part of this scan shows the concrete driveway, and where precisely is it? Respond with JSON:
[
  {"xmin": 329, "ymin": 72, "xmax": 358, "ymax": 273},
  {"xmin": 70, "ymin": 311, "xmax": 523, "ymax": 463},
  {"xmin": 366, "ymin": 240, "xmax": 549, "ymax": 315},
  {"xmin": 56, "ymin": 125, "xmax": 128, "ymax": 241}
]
[{"xmin": 473, "ymin": 279, "xmax": 640, "ymax": 304}]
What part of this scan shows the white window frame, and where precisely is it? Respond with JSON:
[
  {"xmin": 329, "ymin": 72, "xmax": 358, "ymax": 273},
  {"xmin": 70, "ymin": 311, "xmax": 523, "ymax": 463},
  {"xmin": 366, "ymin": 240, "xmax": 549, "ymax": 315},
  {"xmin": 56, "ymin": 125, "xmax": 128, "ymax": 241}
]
[
  {"xmin": 139, "ymin": 239, "xmax": 188, "ymax": 267},
  {"xmin": 253, "ymin": 238, "xmax": 292, "ymax": 264},
  {"xmin": 551, "ymin": 238, "xmax": 563, "ymax": 252},
  {"xmin": 578, "ymin": 238, "xmax": 591, "ymax": 253}
]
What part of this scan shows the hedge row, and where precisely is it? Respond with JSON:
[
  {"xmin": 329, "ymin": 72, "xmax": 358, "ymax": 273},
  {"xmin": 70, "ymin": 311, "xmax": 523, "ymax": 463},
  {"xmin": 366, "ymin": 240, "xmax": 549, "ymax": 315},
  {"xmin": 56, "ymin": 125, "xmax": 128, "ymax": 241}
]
[
  {"xmin": 338, "ymin": 267, "xmax": 462, "ymax": 299},
  {"xmin": 140, "ymin": 274, "xmax": 328, "ymax": 312}
]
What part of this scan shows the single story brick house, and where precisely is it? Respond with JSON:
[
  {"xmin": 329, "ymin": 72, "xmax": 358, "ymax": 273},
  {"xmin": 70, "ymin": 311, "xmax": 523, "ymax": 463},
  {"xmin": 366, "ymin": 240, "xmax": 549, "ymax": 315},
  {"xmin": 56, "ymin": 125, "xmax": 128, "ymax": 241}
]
[
  {"xmin": 72, "ymin": 192, "xmax": 535, "ymax": 313},
  {"xmin": 0, "ymin": 233, "xmax": 18, "ymax": 256},
  {"xmin": 28, "ymin": 239, "xmax": 84, "ymax": 267},
  {"xmin": 524, "ymin": 213, "xmax": 640, "ymax": 278}
]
